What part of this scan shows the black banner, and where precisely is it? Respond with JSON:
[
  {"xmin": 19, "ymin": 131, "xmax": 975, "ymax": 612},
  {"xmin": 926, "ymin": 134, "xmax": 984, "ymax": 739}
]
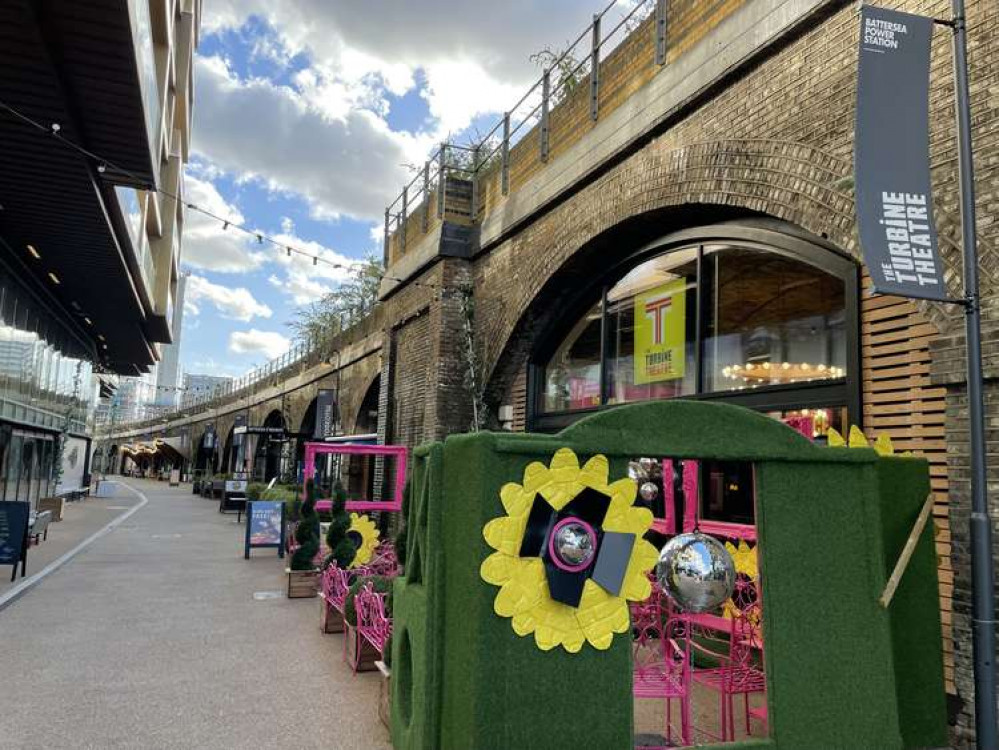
[
  {"xmin": 232, "ymin": 414, "xmax": 247, "ymax": 446},
  {"xmin": 314, "ymin": 389, "xmax": 338, "ymax": 440},
  {"xmin": 855, "ymin": 5, "xmax": 946, "ymax": 301}
]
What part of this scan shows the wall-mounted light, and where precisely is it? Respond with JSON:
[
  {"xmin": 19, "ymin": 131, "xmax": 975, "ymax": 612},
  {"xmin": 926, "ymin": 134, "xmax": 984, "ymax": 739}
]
[
  {"xmin": 48, "ymin": 272, "xmax": 60, "ymax": 285},
  {"xmin": 27, "ymin": 245, "xmax": 40, "ymax": 259}
]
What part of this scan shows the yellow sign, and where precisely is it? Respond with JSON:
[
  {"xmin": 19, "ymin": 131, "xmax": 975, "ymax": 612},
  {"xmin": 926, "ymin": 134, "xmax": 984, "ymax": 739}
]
[{"xmin": 633, "ymin": 279, "xmax": 686, "ymax": 384}]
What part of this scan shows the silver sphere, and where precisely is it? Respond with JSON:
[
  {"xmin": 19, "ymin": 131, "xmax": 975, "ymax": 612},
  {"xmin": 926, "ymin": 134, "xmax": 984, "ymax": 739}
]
[
  {"xmin": 639, "ymin": 481, "xmax": 659, "ymax": 503},
  {"xmin": 552, "ymin": 521, "xmax": 596, "ymax": 568},
  {"xmin": 638, "ymin": 457, "xmax": 658, "ymax": 476},
  {"xmin": 656, "ymin": 532, "xmax": 736, "ymax": 613}
]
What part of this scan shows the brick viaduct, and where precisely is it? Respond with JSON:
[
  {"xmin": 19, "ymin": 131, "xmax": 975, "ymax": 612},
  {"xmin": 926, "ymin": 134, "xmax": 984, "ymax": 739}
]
[{"xmin": 101, "ymin": 0, "xmax": 999, "ymax": 741}]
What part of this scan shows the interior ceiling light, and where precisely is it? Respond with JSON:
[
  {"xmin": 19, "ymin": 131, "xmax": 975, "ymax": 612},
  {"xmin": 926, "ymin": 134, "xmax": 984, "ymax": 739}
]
[
  {"xmin": 48, "ymin": 272, "xmax": 60, "ymax": 285},
  {"xmin": 97, "ymin": 334, "xmax": 106, "ymax": 342},
  {"xmin": 84, "ymin": 317, "xmax": 93, "ymax": 326},
  {"xmin": 722, "ymin": 362, "xmax": 844, "ymax": 383},
  {"xmin": 26, "ymin": 244, "xmax": 40, "ymax": 259}
]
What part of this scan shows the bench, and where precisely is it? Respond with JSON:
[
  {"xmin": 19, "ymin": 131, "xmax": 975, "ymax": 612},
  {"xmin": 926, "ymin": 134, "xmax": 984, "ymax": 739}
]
[
  {"xmin": 319, "ymin": 564, "xmax": 353, "ymax": 634},
  {"xmin": 29, "ymin": 511, "xmax": 51, "ymax": 545},
  {"xmin": 355, "ymin": 582, "xmax": 393, "ymax": 670}
]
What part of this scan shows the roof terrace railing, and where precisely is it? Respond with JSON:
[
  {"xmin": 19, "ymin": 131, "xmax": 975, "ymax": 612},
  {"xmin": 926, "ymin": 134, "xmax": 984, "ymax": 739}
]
[{"xmin": 383, "ymin": 0, "xmax": 664, "ymax": 259}]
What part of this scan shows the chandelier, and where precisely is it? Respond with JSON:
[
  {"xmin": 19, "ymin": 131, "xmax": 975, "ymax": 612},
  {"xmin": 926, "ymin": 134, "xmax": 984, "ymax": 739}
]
[{"xmin": 721, "ymin": 361, "xmax": 845, "ymax": 384}]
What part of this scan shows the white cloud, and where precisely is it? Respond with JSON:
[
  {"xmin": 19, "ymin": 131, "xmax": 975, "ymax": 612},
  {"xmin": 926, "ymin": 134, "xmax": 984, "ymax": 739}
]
[
  {"xmin": 180, "ymin": 175, "xmax": 268, "ymax": 273},
  {"xmin": 228, "ymin": 329, "xmax": 292, "ymax": 359},
  {"xmin": 186, "ymin": 275, "xmax": 273, "ymax": 322},
  {"xmin": 192, "ymin": 2, "xmax": 616, "ymax": 222},
  {"xmin": 193, "ymin": 56, "xmax": 429, "ymax": 223}
]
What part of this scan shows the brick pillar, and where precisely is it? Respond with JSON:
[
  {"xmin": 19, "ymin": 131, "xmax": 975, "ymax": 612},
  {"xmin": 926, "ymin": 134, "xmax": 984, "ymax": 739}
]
[{"xmin": 422, "ymin": 257, "xmax": 475, "ymax": 442}]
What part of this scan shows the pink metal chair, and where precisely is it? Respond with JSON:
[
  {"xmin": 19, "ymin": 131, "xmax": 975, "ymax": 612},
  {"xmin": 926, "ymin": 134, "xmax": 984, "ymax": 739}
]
[
  {"xmin": 355, "ymin": 582, "xmax": 393, "ymax": 672},
  {"xmin": 632, "ymin": 594, "xmax": 692, "ymax": 747},
  {"xmin": 690, "ymin": 600, "xmax": 767, "ymax": 741}
]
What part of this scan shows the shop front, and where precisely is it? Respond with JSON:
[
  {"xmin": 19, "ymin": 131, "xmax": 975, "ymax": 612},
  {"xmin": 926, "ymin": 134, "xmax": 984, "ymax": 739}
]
[{"xmin": 527, "ymin": 223, "xmax": 859, "ymax": 439}]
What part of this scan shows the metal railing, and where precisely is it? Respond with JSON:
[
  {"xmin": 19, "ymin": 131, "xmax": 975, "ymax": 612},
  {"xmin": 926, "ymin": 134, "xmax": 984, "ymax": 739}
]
[
  {"xmin": 97, "ymin": 313, "xmax": 377, "ymax": 435},
  {"xmin": 383, "ymin": 0, "xmax": 664, "ymax": 259}
]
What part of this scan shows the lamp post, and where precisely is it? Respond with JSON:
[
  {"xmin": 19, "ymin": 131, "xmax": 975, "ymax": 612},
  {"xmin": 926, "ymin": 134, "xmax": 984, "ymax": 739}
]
[{"xmin": 948, "ymin": 1, "xmax": 997, "ymax": 745}]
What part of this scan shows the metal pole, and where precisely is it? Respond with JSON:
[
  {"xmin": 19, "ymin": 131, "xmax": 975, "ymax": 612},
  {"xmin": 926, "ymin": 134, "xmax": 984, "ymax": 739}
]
[
  {"xmin": 501, "ymin": 113, "xmax": 511, "ymax": 196},
  {"xmin": 540, "ymin": 70, "xmax": 550, "ymax": 163},
  {"xmin": 950, "ymin": 1, "xmax": 997, "ymax": 746},
  {"xmin": 591, "ymin": 14, "xmax": 601, "ymax": 121},
  {"xmin": 655, "ymin": 0, "xmax": 668, "ymax": 65},
  {"xmin": 422, "ymin": 160, "xmax": 431, "ymax": 233},
  {"xmin": 437, "ymin": 144, "xmax": 447, "ymax": 219}
]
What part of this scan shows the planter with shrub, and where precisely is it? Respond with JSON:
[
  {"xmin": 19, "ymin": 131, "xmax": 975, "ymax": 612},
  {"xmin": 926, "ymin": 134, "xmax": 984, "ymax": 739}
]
[
  {"xmin": 343, "ymin": 574, "xmax": 392, "ymax": 672},
  {"xmin": 286, "ymin": 479, "xmax": 321, "ymax": 598}
]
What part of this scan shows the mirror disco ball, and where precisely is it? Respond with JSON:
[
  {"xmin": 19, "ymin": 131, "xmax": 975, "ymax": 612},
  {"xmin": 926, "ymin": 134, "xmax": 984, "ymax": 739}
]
[
  {"xmin": 639, "ymin": 481, "xmax": 660, "ymax": 502},
  {"xmin": 656, "ymin": 532, "xmax": 736, "ymax": 613},
  {"xmin": 552, "ymin": 521, "xmax": 596, "ymax": 568}
]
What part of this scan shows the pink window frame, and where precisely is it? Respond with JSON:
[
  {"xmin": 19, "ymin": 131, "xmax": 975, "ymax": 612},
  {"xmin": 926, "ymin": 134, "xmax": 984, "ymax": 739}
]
[
  {"xmin": 649, "ymin": 458, "xmax": 757, "ymax": 542},
  {"xmin": 303, "ymin": 441, "xmax": 408, "ymax": 512}
]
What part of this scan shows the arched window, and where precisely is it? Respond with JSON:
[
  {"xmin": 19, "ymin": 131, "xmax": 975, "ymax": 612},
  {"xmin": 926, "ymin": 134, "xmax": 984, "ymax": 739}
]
[{"xmin": 531, "ymin": 224, "xmax": 859, "ymax": 435}]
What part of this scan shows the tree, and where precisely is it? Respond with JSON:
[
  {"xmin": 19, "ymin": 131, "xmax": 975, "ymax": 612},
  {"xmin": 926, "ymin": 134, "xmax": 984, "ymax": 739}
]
[
  {"xmin": 288, "ymin": 256, "xmax": 384, "ymax": 346},
  {"xmin": 290, "ymin": 479, "xmax": 321, "ymax": 570},
  {"xmin": 324, "ymin": 479, "xmax": 356, "ymax": 569}
]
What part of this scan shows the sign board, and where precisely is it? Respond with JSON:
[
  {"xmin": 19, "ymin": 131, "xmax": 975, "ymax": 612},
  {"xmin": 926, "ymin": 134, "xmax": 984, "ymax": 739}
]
[
  {"xmin": 244, "ymin": 501, "xmax": 286, "ymax": 559},
  {"xmin": 633, "ymin": 279, "xmax": 687, "ymax": 385},
  {"xmin": 855, "ymin": 5, "xmax": 946, "ymax": 301},
  {"xmin": 225, "ymin": 480, "xmax": 247, "ymax": 493},
  {"xmin": 315, "ymin": 389, "xmax": 338, "ymax": 439},
  {"xmin": 0, "ymin": 502, "xmax": 30, "ymax": 580},
  {"xmin": 169, "ymin": 469, "xmax": 181, "ymax": 486},
  {"xmin": 56, "ymin": 435, "xmax": 88, "ymax": 494}
]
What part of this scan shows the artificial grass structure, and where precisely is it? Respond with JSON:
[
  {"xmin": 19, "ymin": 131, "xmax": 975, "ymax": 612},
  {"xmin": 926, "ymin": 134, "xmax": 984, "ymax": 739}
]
[{"xmin": 390, "ymin": 400, "xmax": 947, "ymax": 750}]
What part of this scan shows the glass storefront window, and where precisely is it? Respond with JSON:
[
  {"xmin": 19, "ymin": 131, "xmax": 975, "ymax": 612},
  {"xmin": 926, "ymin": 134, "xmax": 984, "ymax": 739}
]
[
  {"xmin": 543, "ymin": 301, "xmax": 602, "ymax": 412},
  {"xmin": 606, "ymin": 249, "xmax": 698, "ymax": 405},
  {"xmin": 703, "ymin": 246, "xmax": 846, "ymax": 393},
  {"xmin": 535, "ymin": 234, "xmax": 857, "ymax": 431}
]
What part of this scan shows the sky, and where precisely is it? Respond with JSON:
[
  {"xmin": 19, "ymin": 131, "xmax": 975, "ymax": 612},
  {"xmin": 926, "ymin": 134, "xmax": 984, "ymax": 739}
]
[{"xmin": 178, "ymin": 0, "xmax": 641, "ymax": 379}]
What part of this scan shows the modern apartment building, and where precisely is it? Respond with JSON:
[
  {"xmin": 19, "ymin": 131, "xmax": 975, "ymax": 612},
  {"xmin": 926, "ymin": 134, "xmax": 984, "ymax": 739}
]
[{"xmin": 0, "ymin": 0, "xmax": 201, "ymax": 503}]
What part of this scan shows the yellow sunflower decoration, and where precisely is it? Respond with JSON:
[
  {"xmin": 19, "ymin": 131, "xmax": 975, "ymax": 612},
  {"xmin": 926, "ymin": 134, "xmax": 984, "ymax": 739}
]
[
  {"xmin": 721, "ymin": 539, "xmax": 758, "ymax": 620},
  {"xmin": 347, "ymin": 512, "xmax": 380, "ymax": 568},
  {"xmin": 480, "ymin": 447, "xmax": 658, "ymax": 653}
]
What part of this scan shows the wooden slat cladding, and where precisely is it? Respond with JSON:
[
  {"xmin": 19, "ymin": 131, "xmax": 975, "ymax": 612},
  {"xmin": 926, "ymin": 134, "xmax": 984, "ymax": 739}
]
[{"xmin": 860, "ymin": 275, "xmax": 954, "ymax": 694}]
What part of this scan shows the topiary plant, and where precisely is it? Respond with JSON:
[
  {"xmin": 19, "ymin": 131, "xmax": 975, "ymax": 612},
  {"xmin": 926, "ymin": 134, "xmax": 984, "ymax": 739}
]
[
  {"xmin": 323, "ymin": 479, "xmax": 356, "ymax": 569},
  {"xmin": 343, "ymin": 574, "xmax": 393, "ymax": 627},
  {"xmin": 246, "ymin": 482, "xmax": 266, "ymax": 502},
  {"xmin": 290, "ymin": 478, "xmax": 320, "ymax": 570}
]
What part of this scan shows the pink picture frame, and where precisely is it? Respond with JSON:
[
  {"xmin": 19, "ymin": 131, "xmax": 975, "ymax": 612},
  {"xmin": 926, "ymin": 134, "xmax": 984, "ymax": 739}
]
[{"xmin": 303, "ymin": 441, "xmax": 408, "ymax": 513}]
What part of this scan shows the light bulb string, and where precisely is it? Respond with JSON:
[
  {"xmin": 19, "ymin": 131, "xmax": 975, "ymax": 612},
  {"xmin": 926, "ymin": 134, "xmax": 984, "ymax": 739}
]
[{"xmin": 0, "ymin": 99, "xmax": 439, "ymax": 292}]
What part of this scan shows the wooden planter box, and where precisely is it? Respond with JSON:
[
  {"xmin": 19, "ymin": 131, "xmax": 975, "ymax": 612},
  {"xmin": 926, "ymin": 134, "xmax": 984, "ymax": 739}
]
[
  {"xmin": 376, "ymin": 661, "xmax": 391, "ymax": 729},
  {"xmin": 344, "ymin": 623, "xmax": 379, "ymax": 673},
  {"xmin": 37, "ymin": 496, "xmax": 65, "ymax": 522},
  {"xmin": 286, "ymin": 569, "xmax": 318, "ymax": 599},
  {"xmin": 319, "ymin": 598, "xmax": 344, "ymax": 633}
]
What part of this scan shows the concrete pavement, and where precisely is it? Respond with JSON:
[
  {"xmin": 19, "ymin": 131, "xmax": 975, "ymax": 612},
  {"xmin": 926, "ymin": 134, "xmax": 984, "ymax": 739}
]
[{"xmin": 0, "ymin": 479, "xmax": 391, "ymax": 750}]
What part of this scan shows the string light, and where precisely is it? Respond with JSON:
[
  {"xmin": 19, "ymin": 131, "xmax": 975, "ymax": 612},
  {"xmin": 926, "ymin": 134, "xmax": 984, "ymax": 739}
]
[{"xmin": 0, "ymin": 99, "xmax": 441, "ymax": 292}]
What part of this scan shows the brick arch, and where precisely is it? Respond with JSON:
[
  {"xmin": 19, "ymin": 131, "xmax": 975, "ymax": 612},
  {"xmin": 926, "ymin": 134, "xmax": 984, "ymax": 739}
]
[{"xmin": 478, "ymin": 138, "xmax": 978, "ymax": 401}]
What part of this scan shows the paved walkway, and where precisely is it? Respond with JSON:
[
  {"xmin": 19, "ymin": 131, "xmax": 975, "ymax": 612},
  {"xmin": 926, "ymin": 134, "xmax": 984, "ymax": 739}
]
[
  {"xmin": 0, "ymin": 489, "xmax": 141, "ymax": 600},
  {"xmin": 0, "ymin": 479, "xmax": 391, "ymax": 750}
]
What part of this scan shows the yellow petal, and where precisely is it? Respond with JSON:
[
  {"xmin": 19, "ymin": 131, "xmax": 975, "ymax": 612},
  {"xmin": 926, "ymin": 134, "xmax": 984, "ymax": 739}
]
[
  {"xmin": 848, "ymin": 425, "xmax": 869, "ymax": 448},
  {"xmin": 480, "ymin": 552, "xmax": 515, "ymax": 585},
  {"xmin": 873, "ymin": 433, "xmax": 895, "ymax": 456},
  {"xmin": 580, "ymin": 453, "xmax": 610, "ymax": 488},
  {"xmin": 827, "ymin": 427, "xmax": 845, "ymax": 447},
  {"xmin": 483, "ymin": 516, "xmax": 527, "ymax": 556}
]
